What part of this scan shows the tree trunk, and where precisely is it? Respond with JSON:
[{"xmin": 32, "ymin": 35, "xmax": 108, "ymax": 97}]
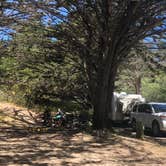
[
  {"xmin": 135, "ymin": 76, "xmax": 141, "ymax": 94},
  {"xmin": 92, "ymin": 66, "xmax": 117, "ymax": 130},
  {"xmin": 136, "ymin": 121, "xmax": 144, "ymax": 139}
]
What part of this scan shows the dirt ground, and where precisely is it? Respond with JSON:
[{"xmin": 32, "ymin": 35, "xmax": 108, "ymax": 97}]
[{"xmin": 0, "ymin": 102, "xmax": 166, "ymax": 166}]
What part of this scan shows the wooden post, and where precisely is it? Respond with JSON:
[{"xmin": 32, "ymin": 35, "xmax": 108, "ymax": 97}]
[{"xmin": 136, "ymin": 121, "xmax": 144, "ymax": 139}]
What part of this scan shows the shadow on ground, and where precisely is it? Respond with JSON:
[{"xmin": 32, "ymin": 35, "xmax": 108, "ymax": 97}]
[
  {"xmin": 112, "ymin": 123, "xmax": 166, "ymax": 146},
  {"xmin": 0, "ymin": 127, "xmax": 166, "ymax": 165},
  {"xmin": 0, "ymin": 105, "xmax": 166, "ymax": 165}
]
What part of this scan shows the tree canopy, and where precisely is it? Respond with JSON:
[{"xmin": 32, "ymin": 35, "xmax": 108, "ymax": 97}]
[{"xmin": 0, "ymin": 0, "xmax": 166, "ymax": 129}]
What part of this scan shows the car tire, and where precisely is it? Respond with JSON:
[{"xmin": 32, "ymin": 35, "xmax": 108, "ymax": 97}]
[
  {"xmin": 152, "ymin": 121, "xmax": 160, "ymax": 137},
  {"xmin": 131, "ymin": 119, "xmax": 136, "ymax": 131}
]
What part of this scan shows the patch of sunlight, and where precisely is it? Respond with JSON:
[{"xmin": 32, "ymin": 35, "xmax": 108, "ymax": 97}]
[{"xmin": 0, "ymin": 113, "xmax": 14, "ymax": 122}]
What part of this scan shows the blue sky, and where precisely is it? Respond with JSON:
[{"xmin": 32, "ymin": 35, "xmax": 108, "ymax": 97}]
[
  {"xmin": 0, "ymin": 3, "xmax": 165, "ymax": 46},
  {"xmin": 0, "ymin": 28, "xmax": 14, "ymax": 41}
]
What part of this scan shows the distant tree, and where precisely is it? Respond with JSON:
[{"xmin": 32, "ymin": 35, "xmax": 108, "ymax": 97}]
[
  {"xmin": 142, "ymin": 72, "xmax": 166, "ymax": 102},
  {"xmin": 116, "ymin": 46, "xmax": 155, "ymax": 94},
  {"xmin": 142, "ymin": 38, "xmax": 166, "ymax": 101}
]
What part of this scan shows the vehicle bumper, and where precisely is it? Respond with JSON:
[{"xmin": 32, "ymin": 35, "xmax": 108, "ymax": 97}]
[{"xmin": 160, "ymin": 120, "xmax": 166, "ymax": 131}]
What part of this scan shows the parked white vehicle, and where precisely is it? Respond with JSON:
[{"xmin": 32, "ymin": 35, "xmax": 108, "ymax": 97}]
[
  {"xmin": 110, "ymin": 92, "xmax": 145, "ymax": 122},
  {"xmin": 130, "ymin": 103, "xmax": 166, "ymax": 136}
]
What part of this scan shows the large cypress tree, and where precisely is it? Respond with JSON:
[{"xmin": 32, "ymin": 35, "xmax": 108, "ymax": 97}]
[{"xmin": 11, "ymin": 0, "xmax": 166, "ymax": 129}]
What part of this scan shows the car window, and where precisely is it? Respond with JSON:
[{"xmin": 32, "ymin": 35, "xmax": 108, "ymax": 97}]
[
  {"xmin": 133, "ymin": 105, "xmax": 137, "ymax": 112},
  {"xmin": 138, "ymin": 104, "xmax": 145, "ymax": 113},
  {"xmin": 144, "ymin": 104, "xmax": 152, "ymax": 114},
  {"xmin": 152, "ymin": 104, "xmax": 166, "ymax": 113},
  {"xmin": 138, "ymin": 104, "xmax": 152, "ymax": 113}
]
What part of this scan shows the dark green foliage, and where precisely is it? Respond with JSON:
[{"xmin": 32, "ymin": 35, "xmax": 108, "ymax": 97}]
[{"xmin": 0, "ymin": 22, "xmax": 90, "ymax": 112}]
